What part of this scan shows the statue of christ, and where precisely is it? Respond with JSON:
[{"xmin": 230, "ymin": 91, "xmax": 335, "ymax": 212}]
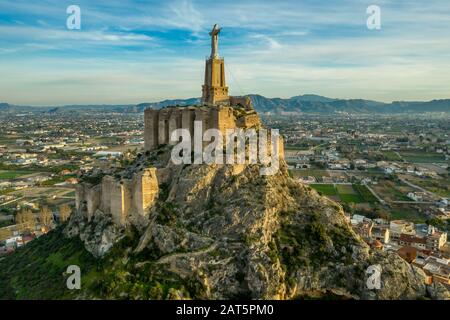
[{"xmin": 209, "ymin": 24, "xmax": 221, "ymax": 58}]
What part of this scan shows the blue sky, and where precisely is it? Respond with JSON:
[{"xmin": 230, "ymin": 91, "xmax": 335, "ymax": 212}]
[{"xmin": 0, "ymin": 0, "xmax": 449, "ymax": 105}]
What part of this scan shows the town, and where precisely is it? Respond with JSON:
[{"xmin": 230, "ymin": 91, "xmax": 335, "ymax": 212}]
[
  {"xmin": 0, "ymin": 111, "xmax": 144, "ymax": 254},
  {"xmin": 265, "ymin": 112, "xmax": 449, "ymax": 288},
  {"xmin": 0, "ymin": 109, "xmax": 449, "ymax": 289}
]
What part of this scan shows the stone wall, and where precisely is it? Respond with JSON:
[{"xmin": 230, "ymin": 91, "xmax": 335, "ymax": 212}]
[
  {"xmin": 182, "ymin": 107, "xmax": 196, "ymax": 138},
  {"xmin": 145, "ymin": 105, "xmax": 250, "ymax": 151},
  {"xmin": 143, "ymin": 104, "xmax": 284, "ymax": 159},
  {"xmin": 110, "ymin": 181, "xmax": 127, "ymax": 226},
  {"xmin": 229, "ymin": 96, "xmax": 253, "ymax": 110},
  {"xmin": 101, "ymin": 176, "xmax": 114, "ymax": 214},
  {"xmin": 168, "ymin": 109, "xmax": 182, "ymax": 145},
  {"xmin": 76, "ymin": 169, "xmax": 159, "ymax": 227},
  {"xmin": 134, "ymin": 168, "xmax": 159, "ymax": 217},
  {"xmin": 75, "ymin": 184, "xmax": 86, "ymax": 212},
  {"xmin": 144, "ymin": 109, "xmax": 159, "ymax": 151},
  {"xmin": 86, "ymin": 185, "xmax": 101, "ymax": 221},
  {"xmin": 236, "ymin": 113, "xmax": 261, "ymax": 129},
  {"xmin": 158, "ymin": 109, "xmax": 172, "ymax": 146},
  {"xmin": 212, "ymin": 106, "xmax": 236, "ymax": 134}
]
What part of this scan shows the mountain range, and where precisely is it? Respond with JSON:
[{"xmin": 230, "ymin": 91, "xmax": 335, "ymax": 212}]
[{"xmin": 1, "ymin": 94, "xmax": 449, "ymax": 114}]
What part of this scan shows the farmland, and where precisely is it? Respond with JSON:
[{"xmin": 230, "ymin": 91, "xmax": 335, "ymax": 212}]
[
  {"xmin": 0, "ymin": 170, "xmax": 29, "ymax": 180},
  {"xmin": 309, "ymin": 184, "xmax": 377, "ymax": 204},
  {"xmin": 399, "ymin": 151, "xmax": 446, "ymax": 163}
]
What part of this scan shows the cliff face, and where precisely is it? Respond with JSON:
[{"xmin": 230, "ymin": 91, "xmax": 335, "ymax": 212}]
[{"xmin": 64, "ymin": 146, "xmax": 448, "ymax": 300}]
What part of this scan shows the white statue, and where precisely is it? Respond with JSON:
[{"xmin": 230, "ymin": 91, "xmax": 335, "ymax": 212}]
[{"xmin": 209, "ymin": 24, "xmax": 221, "ymax": 58}]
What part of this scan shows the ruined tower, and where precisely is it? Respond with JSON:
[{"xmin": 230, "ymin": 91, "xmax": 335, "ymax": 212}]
[{"xmin": 201, "ymin": 24, "xmax": 229, "ymax": 106}]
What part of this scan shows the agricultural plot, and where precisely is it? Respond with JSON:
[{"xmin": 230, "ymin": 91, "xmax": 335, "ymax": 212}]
[
  {"xmin": 353, "ymin": 184, "xmax": 378, "ymax": 203},
  {"xmin": 309, "ymin": 184, "xmax": 336, "ymax": 196},
  {"xmin": 310, "ymin": 184, "xmax": 376, "ymax": 204},
  {"xmin": 335, "ymin": 185, "xmax": 365, "ymax": 204},
  {"xmin": 402, "ymin": 175, "xmax": 450, "ymax": 198},
  {"xmin": 390, "ymin": 205, "xmax": 428, "ymax": 223},
  {"xmin": 290, "ymin": 169, "xmax": 330, "ymax": 183},
  {"xmin": 0, "ymin": 170, "xmax": 29, "ymax": 179},
  {"xmin": 381, "ymin": 151, "xmax": 402, "ymax": 161},
  {"xmin": 399, "ymin": 151, "xmax": 445, "ymax": 163},
  {"xmin": 372, "ymin": 180, "xmax": 413, "ymax": 202}
]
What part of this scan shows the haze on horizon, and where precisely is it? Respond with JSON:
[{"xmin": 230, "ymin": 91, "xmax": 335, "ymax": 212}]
[{"xmin": 1, "ymin": 0, "xmax": 450, "ymax": 106}]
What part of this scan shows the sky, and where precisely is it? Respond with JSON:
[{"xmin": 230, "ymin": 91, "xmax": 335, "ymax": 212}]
[{"xmin": 0, "ymin": 0, "xmax": 449, "ymax": 105}]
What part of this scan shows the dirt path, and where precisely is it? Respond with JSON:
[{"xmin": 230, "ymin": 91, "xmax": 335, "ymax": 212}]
[{"xmin": 155, "ymin": 242, "xmax": 218, "ymax": 277}]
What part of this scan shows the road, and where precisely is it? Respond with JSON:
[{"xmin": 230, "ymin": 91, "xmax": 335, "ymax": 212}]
[
  {"xmin": 0, "ymin": 196, "xmax": 24, "ymax": 207},
  {"xmin": 398, "ymin": 177, "xmax": 440, "ymax": 199},
  {"xmin": 364, "ymin": 184, "xmax": 385, "ymax": 204}
]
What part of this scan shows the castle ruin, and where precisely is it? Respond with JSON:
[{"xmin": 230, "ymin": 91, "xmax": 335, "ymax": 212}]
[{"xmin": 75, "ymin": 25, "xmax": 284, "ymax": 228}]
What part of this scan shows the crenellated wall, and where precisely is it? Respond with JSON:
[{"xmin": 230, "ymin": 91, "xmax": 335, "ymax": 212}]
[
  {"xmin": 144, "ymin": 105, "xmax": 263, "ymax": 152},
  {"xmin": 86, "ymin": 185, "xmax": 101, "ymax": 221},
  {"xmin": 144, "ymin": 109, "xmax": 159, "ymax": 151},
  {"xmin": 76, "ymin": 168, "xmax": 159, "ymax": 227}
]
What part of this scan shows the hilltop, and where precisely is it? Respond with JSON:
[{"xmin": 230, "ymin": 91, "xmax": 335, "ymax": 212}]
[{"xmin": 1, "ymin": 145, "xmax": 448, "ymax": 300}]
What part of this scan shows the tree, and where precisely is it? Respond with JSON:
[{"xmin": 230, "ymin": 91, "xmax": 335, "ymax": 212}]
[
  {"xmin": 39, "ymin": 206, "xmax": 53, "ymax": 226},
  {"xmin": 16, "ymin": 208, "xmax": 35, "ymax": 231},
  {"xmin": 15, "ymin": 209, "xmax": 25, "ymax": 224},
  {"xmin": 59, "ymin": 204, "xmax": 72, "ymax": 222},
  {"xmin": 427, "ymin": 217, "xmax": 446, "ymax": 230}
]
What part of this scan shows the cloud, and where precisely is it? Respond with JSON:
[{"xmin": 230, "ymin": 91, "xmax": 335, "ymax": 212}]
[
  {"xmin": 0, "ymin": 0, "xmax": 450, "ymax": 104},
  {"xmin": 249, "ymin": 34, "xmax": 282, "ymax": 50},
  {"xmin": 0, "ymin": 25, "xmax": 155, "ymax": 43},
  {"xmin": 167, "ymin": 0, "xmax": 204, "ymax": 32}
]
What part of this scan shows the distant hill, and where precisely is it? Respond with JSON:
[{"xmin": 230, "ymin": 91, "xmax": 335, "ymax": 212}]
[
  {"xmin": 1, "ymin": 95, "xmax": 449, "ymax": 114},
  {"xmin": 136, "ymin": 98, "xmax": 201, "ymax": 112},
  {"xmin": 246, "ymin": 95, "xmax": 450, "ymax": 114},
  {"xmin": 0, "ymin": 103, "xmax": 15, "ymax": 112}
]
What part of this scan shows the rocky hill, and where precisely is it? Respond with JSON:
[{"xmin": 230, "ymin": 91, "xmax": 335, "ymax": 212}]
[{"xmin": 1, "ymin": 145, "xmax": 448, "ymax": 300}]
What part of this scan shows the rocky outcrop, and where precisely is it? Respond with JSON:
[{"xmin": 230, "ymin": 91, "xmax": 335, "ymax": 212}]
[
  {"xmin": 67, "ymin": 145, "xmax": 447, "ymax": 299},
  {"xmin": 64, "ymin": 208, "xmax": 124, "ymax": 258}
]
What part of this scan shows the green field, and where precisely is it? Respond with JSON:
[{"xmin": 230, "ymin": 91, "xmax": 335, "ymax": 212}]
[
  {"xmin": 381, "ymin": 151, "xmax": 402, "ymax": 161},
  {"xmin": 390, "ymin": 206, "xmax": 428, "ymax": 223},
  {"xmin": 285, "ymin": 146, "xmax": 310, "ymax": 151},
  {"xmin": 353, "ymin": 184, "xmax": 378, "ymax": 203},
  {"xmin": 65, "ymin": 191, "xmax": 76, "ymax": 198},
  {"xmin": 41, "ymin": 178, "xmax": 65, "ymax": 186},
  {"xmin": 336, "ymin": 185, "xmax": 356, "ymax": 194},
  {"xmin": 310, "ymin": 184, "xmax": 373, "ymax": 204},
  {"xmin": 399, "ymin": 151, "xmax": 445, "ymax": 163},
  {"xmin": 338, "ymin": 194, "xmax": 365, "ymax": 203},
  {"xmin": 309, "ymin": 184, "xmax": 337, "ymax": 196},
  {"xmin": 0, "ymin": 170, "xmax": 29, "ymax": 180},
  {"xmin": 336, "ymin": 185, "xmax": 365, "ymax": 204}
]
